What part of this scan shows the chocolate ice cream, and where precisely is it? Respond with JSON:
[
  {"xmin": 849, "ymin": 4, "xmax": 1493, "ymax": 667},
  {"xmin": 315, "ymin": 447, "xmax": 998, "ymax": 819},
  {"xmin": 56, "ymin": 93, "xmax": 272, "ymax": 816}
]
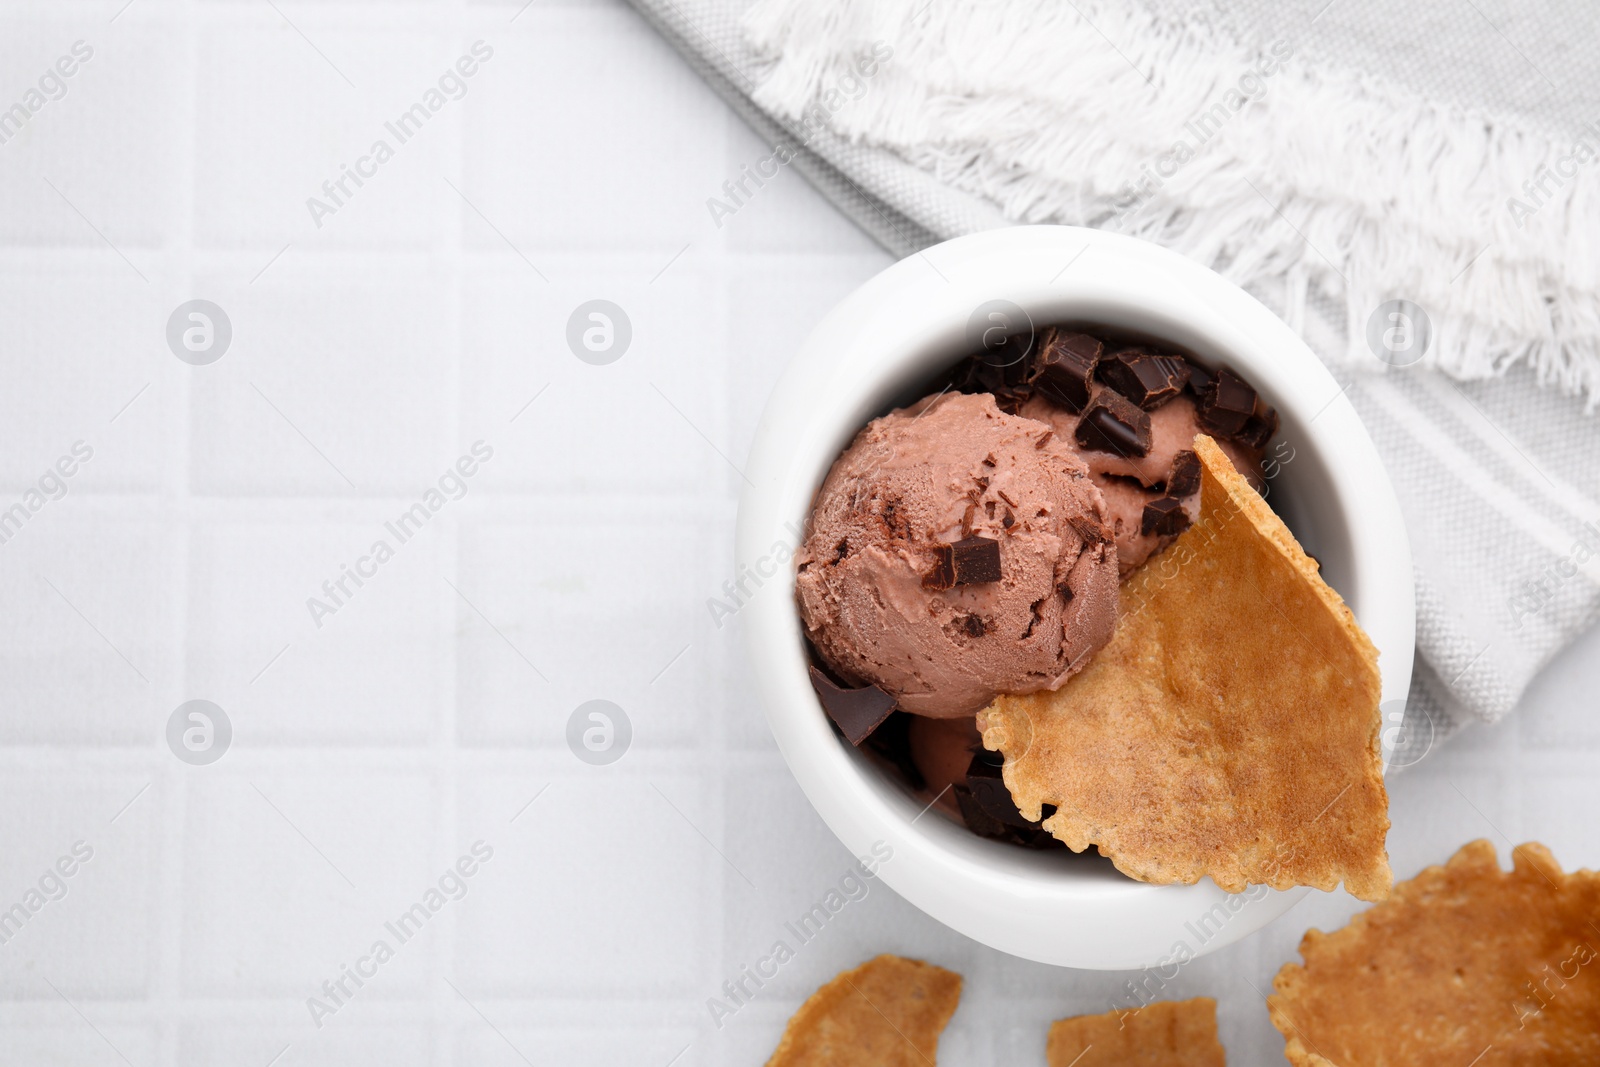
[{"xmin": 796, "ymin": 392, "xmax": 1118, "ymax": 717}]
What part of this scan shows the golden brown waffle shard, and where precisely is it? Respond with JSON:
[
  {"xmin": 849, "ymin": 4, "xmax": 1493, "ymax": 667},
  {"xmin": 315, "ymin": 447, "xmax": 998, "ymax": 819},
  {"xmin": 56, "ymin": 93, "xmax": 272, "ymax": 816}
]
[
  {"xmin": 1270, "ymin": 839, "xmax": 1600, "ymax": 1067},
  {"xmin": 765, "ymin": 954, "xmax": 963, "ymax": 1067},
  {"xmin": 979, "ymin": 435, "xmax": 1391, "ymax": 900},
  {"xmin": 1047, "ymin": 997, "xmax": 1226, "ymax": 1066}
]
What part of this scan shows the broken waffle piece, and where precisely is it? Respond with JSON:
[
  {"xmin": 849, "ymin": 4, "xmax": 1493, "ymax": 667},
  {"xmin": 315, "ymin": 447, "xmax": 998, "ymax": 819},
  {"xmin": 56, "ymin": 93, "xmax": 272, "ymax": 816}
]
[
  {"xmin": 766, "ymin": 954, "xmax": 963, "ymax": 1067},
  {"xmin": 979, "ymin": 435, "xmax": 1391, "ymax": 900},
  {"xmin": 1047, "ymin": 997, "xmax": 1226, "ymax": 1067},
  {"xmin": 1269, "ymin": 839, "xmax": 1600, "ymax": 1067}
]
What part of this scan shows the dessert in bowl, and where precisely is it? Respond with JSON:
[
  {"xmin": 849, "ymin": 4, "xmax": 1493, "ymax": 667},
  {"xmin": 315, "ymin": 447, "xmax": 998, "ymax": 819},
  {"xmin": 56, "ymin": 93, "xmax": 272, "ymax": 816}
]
[{"xmin": 736, "ymin": 225, "xmax": 1414, "ymax": 969}]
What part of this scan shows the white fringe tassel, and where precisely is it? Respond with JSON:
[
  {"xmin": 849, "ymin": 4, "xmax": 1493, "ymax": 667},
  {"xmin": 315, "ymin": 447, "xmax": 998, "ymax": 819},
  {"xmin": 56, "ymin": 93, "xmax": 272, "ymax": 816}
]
[{"xmin": 742, "ymin": 0, "xmax": 1600, "ymax": 405}]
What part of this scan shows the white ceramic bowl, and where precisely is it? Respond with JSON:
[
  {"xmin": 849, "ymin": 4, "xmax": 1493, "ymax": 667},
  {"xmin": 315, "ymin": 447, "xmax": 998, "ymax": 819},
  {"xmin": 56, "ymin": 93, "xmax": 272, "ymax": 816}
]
[{"xmin": 736, "ymin": 226, "xmax": 1414, "ymax": 970}]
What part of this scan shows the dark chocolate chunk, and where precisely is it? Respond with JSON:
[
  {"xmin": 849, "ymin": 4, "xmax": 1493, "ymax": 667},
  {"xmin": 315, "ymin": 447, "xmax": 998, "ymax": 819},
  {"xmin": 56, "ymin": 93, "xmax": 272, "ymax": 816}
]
[
  {"xmin": 973, "ymin": 336, "xmax": 1035, "ymax": 393},
  {"xmin": 953, "ymin": 785, "xmax": 1012, "ymax": 839},
  {"xmin": 861, "ymin": 710, "xmax": 924, "ymax": 790},
  {"xmin": 950, "ymin": 536, "xmax": 1002, "ymax": 584},
  {"xmin": 1198, "ymin": 368, "xmax": 1256, "ymax": 437},
  {"xmin": 1185, "ymin": 358, "xmax": 1214, "ymax": 397},
  {"xmin": 923, "ymin": 543, "xmax": 956, "ymax": 590},
  {"xmin": 808, "ymin": 665, "xmax": 896, "ymax": 746},
  {"xmin": 1074, "ymin": 389, "xmax": 1152, "ymax": 457},
  {"xmin": 1029, "ymin": 329, "xmax": 1102, "ymax": 413},
  {"xmin": 989, "ymin": 385, "xmax": 1032, "ymax": 415},
  {"xmin": 958, "ymin": 612, "xmax": 986, "ymax": 638},
  {"xmin": 955, "ymin": 782, "xmax": 1063, "ymax": 848},
  {"xmin": 1234, "ymin": 405, "xmax": 1279, "ymax": 449},
  {"xmin": 1098, "ymin": 349, "xmax": 1191, "ymax": 409},
  {"xmin": 1166, "ymin": 449, "xmax": 1201, "ymax": 497},
  {"xmin": 1141, "ymin": 496, "xmax": 1191, "ymax": 537},
  {"xmin": 948, "ymin": 354, "xmax": 986, "ymax": 394},
  {"xmin": 965, "ymin": 751, "xmax": 1037, "ymax": 828}
]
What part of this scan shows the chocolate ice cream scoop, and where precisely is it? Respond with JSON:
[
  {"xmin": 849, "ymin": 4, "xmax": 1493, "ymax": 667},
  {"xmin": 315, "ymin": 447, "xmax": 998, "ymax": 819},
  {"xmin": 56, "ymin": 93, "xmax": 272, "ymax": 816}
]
[{"xmin": 796, "ymin": 392, "xmax": 1119, "ymax": 718}]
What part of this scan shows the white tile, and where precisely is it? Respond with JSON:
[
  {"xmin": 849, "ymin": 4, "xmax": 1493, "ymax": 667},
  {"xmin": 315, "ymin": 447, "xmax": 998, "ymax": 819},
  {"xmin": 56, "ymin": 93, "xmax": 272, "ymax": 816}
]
[
  {"xmin": 183, "ymin": 1024, "xmax": 433, "ymax": 1067},
  {"xmin": 454, "ymin": 510, "xmax": 709, "ymax": 749},
  {"xmin": 1521, "ymin": 771, "xmax": 1600, "ymax": 870},
  {"xmin": 458, "ymin": 263, "xmax": 723, "ymax": 498},
  {"xmin": 194, "ymin": 21, "xmax": 448, "ymax": 249},
  {"xmin": 181, "ymin": 771, "xmax": 437, "ymax": 997},
  {"xmin": 461, "ymin": 6, "xmax": 727, "ymax": 252},
  {"xmin": 724, "ymin": 255, "xmax": 887, "ymax": 483},
  {"xmin": 454, "ymin": 772, "xmax": 714, "ymax": 996},
  {"xmin": 1386, "ymin": 764, "xmax": 1515, "ymax": 876},
  {"xmin": 452, "ymin": 1023, "xmax": 701, "ymax": 1067},
  {"xmin": 0, "ymin": 771, "xmax": 159, "ymax": 999},
  {"xmin": 187, "ymin": 273, "xmax": 453, "ymax": 496},
  {"xmin": 0, "ymin": 520, "xmax": 179, "ymax": 745},
  {"xmin": 0, "ymin": 268, "xmax": 171, "ymax": 495},
  {"xmin": 0, "ymin": 1024, "xmax": 159, "ymax": 1066},
  {"xmin": 1519, "ymin": 619, "xmax": 1600, "ymax": 749},
  {"xmin": 187, "ymin": 520, "xmax": 442, "ymax": 745},
  {"xmin": 701, "ymin": 520, "xmax": 783, "ymax": 753},
  {"xmin": 0, "ymin": 24, "xmax": 177, "ymax": 249}
]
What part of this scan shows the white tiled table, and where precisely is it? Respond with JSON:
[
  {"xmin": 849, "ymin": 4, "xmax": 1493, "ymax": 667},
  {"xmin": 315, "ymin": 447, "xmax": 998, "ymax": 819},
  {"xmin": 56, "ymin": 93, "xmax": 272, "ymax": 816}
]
[{"xmin": 1, "ymin": 2, "xmax": 1595, "ymax": 1064}]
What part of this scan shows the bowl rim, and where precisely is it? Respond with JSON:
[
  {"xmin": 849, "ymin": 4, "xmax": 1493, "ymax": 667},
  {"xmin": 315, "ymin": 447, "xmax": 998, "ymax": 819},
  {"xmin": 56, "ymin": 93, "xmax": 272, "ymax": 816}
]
[{"xmin": 735, "ymin": 225, "xmax": 1415, "ymax": 970}]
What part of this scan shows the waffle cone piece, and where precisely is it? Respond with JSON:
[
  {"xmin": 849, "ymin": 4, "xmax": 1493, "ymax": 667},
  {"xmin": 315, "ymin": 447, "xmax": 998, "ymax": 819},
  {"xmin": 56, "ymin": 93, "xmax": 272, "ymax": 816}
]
[
  {"xmin": 766, "ymin": 954, "xmax": 963, "ymax": 1066},
  {"xmin": 1270, "ymin": 839, "xmax": 1600, "ymax": 1065},
  {"xmin": 979, "ymin": 436, "xmax": 1390, "ymax": 899},
  {"xmin": 1047, "ymin": 997, "xmax": 1226, "ymax": 1066}
]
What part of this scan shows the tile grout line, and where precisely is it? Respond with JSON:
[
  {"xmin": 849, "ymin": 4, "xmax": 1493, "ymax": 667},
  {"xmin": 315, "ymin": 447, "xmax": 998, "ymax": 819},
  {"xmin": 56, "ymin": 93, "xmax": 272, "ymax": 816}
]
[
  {"xmin": 438, "ymin": 0, "xmax": 469, "ymax": 1055},
  {"xmin": 156, "ymin": 0, "xmax": 203, "ymax": 1063}
]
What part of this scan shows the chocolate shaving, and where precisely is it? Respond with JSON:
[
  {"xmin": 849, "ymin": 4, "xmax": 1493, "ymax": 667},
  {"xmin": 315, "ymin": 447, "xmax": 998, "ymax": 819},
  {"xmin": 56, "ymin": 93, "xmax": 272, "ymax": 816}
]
[
  {"xmin": 808, "ymin": 665, "xmax": 897, "ymax": 746},
  {"xmin": 1067, "ymin": 513, "xmax": 1110, "ymax": 547},
  {"xmin": 1141, "ymin": 496, "xmax": 1192, "ymax": 537},
  {"xmin": 923, "ymin": 543, "xmax": 957, "ymax": 590},
  {"xmin": 1029, "ymin": 329, "xmax": 1102, "ymax": 413},
  {"xmin": 950, "ymin": 536, "xmax": 1002, "ymax": 584},
  {"xmin": 1098, "ymin": 349, "xmax": 1191, "ymax": 409},
  {"xmin": 1021, "ymin": 595, "xmax": 1046, "ymax": 639},
  {"xmin": 1166, "ymin": 450, "xmax": 1201, "ymax": 498},
  {"xmin": 1074, "ymin": 389, "xmax": 1153, "ymax": 457}
]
